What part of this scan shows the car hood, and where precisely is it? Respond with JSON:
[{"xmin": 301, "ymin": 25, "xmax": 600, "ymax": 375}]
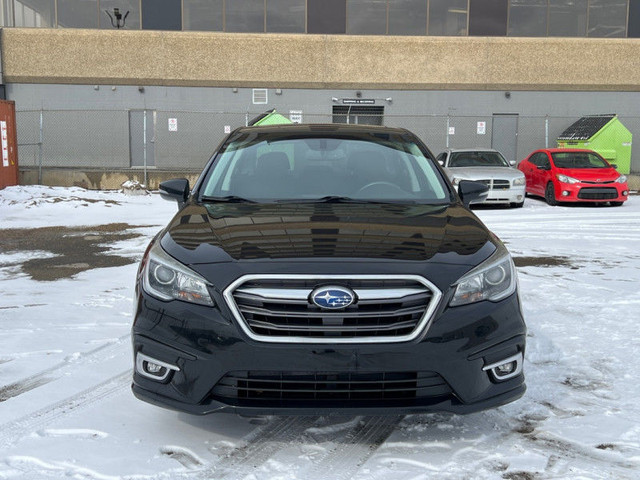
[
  {"xmin": 445, "ymin": 166, "xmax": 524, "ymax": 181},
  {"xmin": 555, "ymin": 167, "xmax": 622, "ymax": 182},
  {"xmin": 159, "ymin": 202, "xmax": 496, "ymax": 267}
]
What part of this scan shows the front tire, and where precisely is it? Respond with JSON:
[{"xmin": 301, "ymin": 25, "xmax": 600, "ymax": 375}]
[
  {"xmin": 610, "ymin": 201, "xmax": 624, "ymax": 207},
  {"xmin": 510, "ymin": 201, "xmax": 525, "ymax": 208},
  {"xmin": 545, "ymin": 183, "xmax": 557, "ymax": 206}
]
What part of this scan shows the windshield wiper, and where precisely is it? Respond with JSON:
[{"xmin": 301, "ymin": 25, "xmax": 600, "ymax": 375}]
[{"xmin": 200, "ymin": 195, "xmax": 256, "ymax": 203}]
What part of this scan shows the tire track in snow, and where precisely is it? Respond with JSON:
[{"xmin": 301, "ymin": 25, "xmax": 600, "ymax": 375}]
[
  {"xmin": 0, "ymin": 334, "xmax": 129, "ymax": 403},
  {"xmin": 0, "ymin": 370, "xmax": 129, "ymax": 450},
  {"xmin": 301, "ymin": 415, "xmax": 402, "ymax": 480},
  {"xmin": 193, "ymin": 415, "xmax": 319, "ymax": 479}
]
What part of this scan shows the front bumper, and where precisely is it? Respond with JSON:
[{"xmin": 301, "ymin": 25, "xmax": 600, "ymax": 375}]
[
  {"xmin": 483, "ymin": 185, "xmax": 526, "ymax": 205},
  {"xmin": 553, "ymin": 181, "xmax": 629, "ymax": 203},
  {"xmin": 131, "ymin": 289, "xmax": 526, "ymax": 415}
]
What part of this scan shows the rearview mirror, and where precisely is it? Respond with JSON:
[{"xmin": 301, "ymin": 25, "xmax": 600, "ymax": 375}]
[
  {"xmin": 458, "ymin": 180, "xmax": 489, "ymax": 208},
  {"xmin": 159, "ymin": 178, "xmax": 190, "ymax": 207}
]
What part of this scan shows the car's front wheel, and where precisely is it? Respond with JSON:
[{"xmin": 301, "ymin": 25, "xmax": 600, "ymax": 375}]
[
  {"xmin": 510, "ymin": 201, "xmax": 524, "ymax": 208},
  {"xmin": 610, "ymin": 201, "xmax": 624, "ymax": 207},
  {"xmin": 545, "ymin": 183, "xmax": 557, "ymax": 206}
]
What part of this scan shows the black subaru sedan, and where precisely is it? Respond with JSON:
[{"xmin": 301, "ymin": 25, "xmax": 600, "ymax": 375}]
[{"xmin": 132, "ymin": 123, "xmax": 526, "ymax": 415}]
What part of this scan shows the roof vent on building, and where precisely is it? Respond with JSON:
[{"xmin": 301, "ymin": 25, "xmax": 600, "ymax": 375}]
[{"xmin": 252, "ymin": 89, "xmax": 268, "ymax": 105}]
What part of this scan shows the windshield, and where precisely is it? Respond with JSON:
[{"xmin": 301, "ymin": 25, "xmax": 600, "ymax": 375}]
[
  {"xmin": 551, "ymin": 152, "xmax": 609, "ymax": 169},
  {"xmin": 448, "ymin": 151, "xmax": 509, "ymax": 168},
  {"xmin": 199, "ymin": 132, "xmax": 450, "ymax": 203}
]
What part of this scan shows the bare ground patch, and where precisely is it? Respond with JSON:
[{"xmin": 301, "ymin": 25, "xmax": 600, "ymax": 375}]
[{"xmin": 0, "ymin": 223, "xmax": 144, "ymax": 281}]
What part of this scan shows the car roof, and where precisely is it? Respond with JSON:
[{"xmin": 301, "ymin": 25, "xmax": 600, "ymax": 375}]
[
  {"xmin": 445, "ymin": 148, "xmax": 501, "ymax": 153},
  {"xmin": 536, "ymin": 148, "xmax": 597, "ymax": 154},
  {"xmin": 232, "ymin": 123, "xmax": 412, "ymax": 136}
]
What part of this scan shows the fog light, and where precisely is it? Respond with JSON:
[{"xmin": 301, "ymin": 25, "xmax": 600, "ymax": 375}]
[
  {"xmin": 145, "ymin": 362, "xmax": 165, "ymax": 375},
  {"xmin": 495, "ymin": 362, "xmax": 517, "ymax": 375},
  {"xmin": 516, "ymin": 195, "xmax": 523, "ymax": 201},
  {"xmin": 136, "ymin": 352, "xmax": 179, "ymax": 381},
  {"xmin": 562, "ymin": 190, "xmax": 570, "ymax": 196},
  {"xmin": 623, "ymin": 190, "xmax": 628, "ymax": 196},
  {"xmin": 482, "ymin": 352, "xmax": 523, "ymax": 381}
]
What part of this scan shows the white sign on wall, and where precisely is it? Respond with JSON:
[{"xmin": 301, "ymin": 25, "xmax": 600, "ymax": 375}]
[
  {"xmin": 477, "ymin": 121, "xmax": 486, "ymax": 135},
  {"xmin": 224, "ymin": 125, "xmax": 231, "ymax": 134},
  {"xmin": 289, "ymin": 110, "xmax": 303, "ymax": 124},
  {"xmin": 1, "ymin": 121, "xmax": 8, "ymax": 167},
  {"xmin": 448, "ymin": 127, "xmax": 455, "ymax": 135},
  {"xmin": 168, "ymin": 118, "xmax": 178, "ymax": 132}
]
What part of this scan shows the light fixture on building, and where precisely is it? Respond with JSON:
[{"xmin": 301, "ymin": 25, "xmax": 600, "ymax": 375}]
[
  {"xmin": 105, "ymin": 7, "xmax": 129, "ymax": 29},
  {"xmin": 385, "ymin": 97, "xmax": 393, "ymax": 104},
  {"xmin": 93, "ymin": 85, "xmax": 99, "ymax": 91},
  {"xmin": 505, "ymin": 91, "xmax": 511, "ymax": 99},
  {"xmin": 138, "ymin": 86, "xmax": 145, "ymax": 93},
  {"xmin": 275, "ymin": 89, "xmax": 282, "ymax": 95},
  {"xmin": 232, "ymin": 87, "xmax": 238, "ymax": 93},
  {"xmin": 331, "ymin": 97, "xmax": 339, "ymax": 103}
]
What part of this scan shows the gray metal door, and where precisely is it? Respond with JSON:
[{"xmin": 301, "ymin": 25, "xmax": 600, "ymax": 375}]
[
  {"xmin": 129, "ymin": 110, "xmax": 155, "ymax": 167},
  {"xmin": 491, "ymin": 114, "xmax": 518, "ymax": 163}
]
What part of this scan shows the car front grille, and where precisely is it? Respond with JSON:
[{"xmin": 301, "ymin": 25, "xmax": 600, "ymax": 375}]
[
  {"xmin": 577, "ymin": 187, "xmax": 618, "ymax": 200},
  {"xmin": 581, "ymin": 180, "xmax": 614, "ymax": 185},
  {"xmin": 224, "ymin": 275, "xmax": 441, "ymax": 343},
  {"xmin": 479, "ymin": 179, "xmax": 511, "ymax": 190},
  {"xmin": 210, "ymin": 370, "xmax": 453, "ymax": 406}
]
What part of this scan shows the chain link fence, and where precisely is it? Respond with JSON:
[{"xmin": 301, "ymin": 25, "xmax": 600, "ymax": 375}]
[{"xmin": 16, "ymin": 109, "xmax": 640, "ymax": 185}]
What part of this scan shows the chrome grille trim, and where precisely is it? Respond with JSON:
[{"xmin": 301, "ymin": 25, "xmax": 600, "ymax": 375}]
[{"xmin": 223, "ymin": 274, "xmax": 443, "ymax": 344}]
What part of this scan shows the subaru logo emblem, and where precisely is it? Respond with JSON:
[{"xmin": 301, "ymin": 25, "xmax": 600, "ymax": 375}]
[{"xmin": 310, "ymin": 286, "xmax": 356, "ymax": 310}]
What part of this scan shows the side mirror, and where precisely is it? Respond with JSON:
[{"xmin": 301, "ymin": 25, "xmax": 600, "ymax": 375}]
[
  {"xmin": 610, "ymin": 163, "xmax": 618, "ymax": 169},
  {"xmin": 438, "ymin": 160, "xmax": 444, "ymax": 167},
  {"xmin": 509, "ymin": 160, "xmax": 516, "ymax": 166},
  {"xmin": 159, "ymin": 178, "xmax": 190, "ymax": 207},
  {"xmin": 458, "ymin": 180, "xmax": 489, "ymax": 208}
]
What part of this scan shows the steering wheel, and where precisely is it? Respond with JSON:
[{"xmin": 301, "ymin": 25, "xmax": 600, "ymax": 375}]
[{"xmin": 355, "ymin": 181, "xmax": 405, "ymax": 196}]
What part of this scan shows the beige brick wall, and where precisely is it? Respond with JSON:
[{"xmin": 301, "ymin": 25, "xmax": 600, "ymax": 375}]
[{"xmin": 3, "ymin": 28, "xmax": 640, "ymax": 91}]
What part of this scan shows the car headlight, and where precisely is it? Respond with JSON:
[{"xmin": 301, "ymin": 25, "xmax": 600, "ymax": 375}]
[
  {"xmin": 513, "ymin": 177, "xmax": 526, "ymax": 186},
  {"xmin": 616, "ymin": 175, "xmax": 627, "ymax": 183},
  {"xmin": 556, "ymin": 174, "xmax": 580, "ymax": 184},
  {"xmin": 142, "ymin": 240, "xmax": 214, "ymax": 306},
  {"xmin": 450, "ymin": 242, "xmax": 517, "ymax": 307}
]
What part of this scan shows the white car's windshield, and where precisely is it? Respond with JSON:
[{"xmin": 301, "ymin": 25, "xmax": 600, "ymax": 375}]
[
  {"xmin": 449, "ymin": 151, "xmax": 509, "ymax": 168},
  {"xmin": 200, "ymin": 132, "xmax": 450, "ymax": 203}
]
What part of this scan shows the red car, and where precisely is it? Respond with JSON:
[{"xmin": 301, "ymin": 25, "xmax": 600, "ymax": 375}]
[{"xmin": 518, "ymin": 148, "xmax": 629, "ymax": 206}]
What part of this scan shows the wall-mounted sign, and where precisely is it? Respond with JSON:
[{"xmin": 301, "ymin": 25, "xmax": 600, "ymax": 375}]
[
  {"xmin": 448, "ymin": 126, "xmax": 455, "ymax": 135},
  {"xmin": 477, "ymin": 121, "xmax": 486, "ymax": 135},
  {"xmin": 1, "ymin": 121, "xmax": 8, "ymax": 167},
  {"xmin": 224, "ymin": 125, "xmax": 231, "ymax": 134},
  {"xmin": 289, "ymin": 110, "xmax": 303, "ymax": 123},
  {"xmin": 168, "ymin": 118, "xmax": 178, "ymax": 132},
  {"xmin": 342, "ymin": 98, "xmax": 376, "ymax": 105}
]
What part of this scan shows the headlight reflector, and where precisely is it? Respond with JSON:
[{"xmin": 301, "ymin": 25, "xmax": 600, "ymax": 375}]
[
  {"xmin": 513, "ymin": 177, "xmax": 525, "ymax": 186},
  {"xmin": 616, "ymin": 175, "xmax": 627, "ymax": 184},
  {"xmin": 143, "ymin": 241, "xmax": 214, "ymax": 306},
  {"xmin": 450, "ymin": 242, "xmax": 517, "ymax": 307}
]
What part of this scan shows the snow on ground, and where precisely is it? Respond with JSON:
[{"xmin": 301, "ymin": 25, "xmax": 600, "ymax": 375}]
[{"xmin": 1, "ymin": 185, "xmax": 640, "ymax": 480}]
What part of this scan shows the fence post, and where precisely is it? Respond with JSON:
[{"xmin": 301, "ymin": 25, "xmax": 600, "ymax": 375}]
[
  {"xmin": 143, "ymin": 109, "xmax": 148, "ymax": 187},
  {"xmin": 38, "ymin": 109, "xmax": 43, "ymax": 184},
  {"xmin": 446, "ymin": 115, "xmax": 450, "ymax": 148},
  {"xmin": 545, "ymin": 116, "xmax": 549, "ymax": 148}
]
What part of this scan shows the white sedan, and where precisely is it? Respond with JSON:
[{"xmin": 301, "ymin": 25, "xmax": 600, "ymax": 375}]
[{"xmin": 436, "ymin": 148, "xmax": 526, "ymax": 208}]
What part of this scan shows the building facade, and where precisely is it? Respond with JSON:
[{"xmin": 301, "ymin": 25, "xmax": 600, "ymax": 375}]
[{"xmin": 1, "ymin": 1, "xmax": 640, "ymax": 188}]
